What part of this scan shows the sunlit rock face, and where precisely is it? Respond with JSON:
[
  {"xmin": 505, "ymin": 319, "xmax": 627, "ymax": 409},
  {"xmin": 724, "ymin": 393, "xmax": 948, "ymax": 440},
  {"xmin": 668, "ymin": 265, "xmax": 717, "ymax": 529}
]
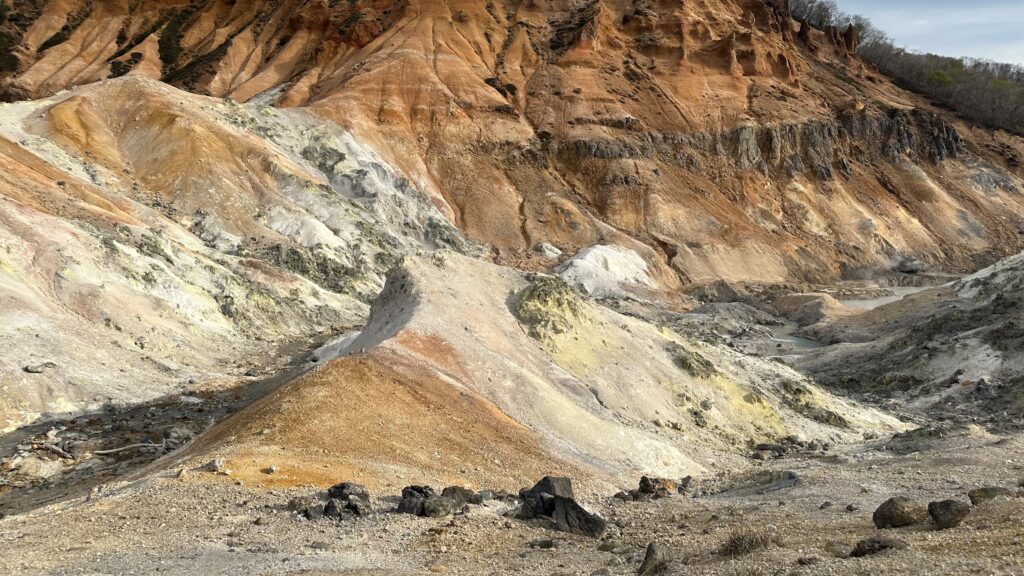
[{"xmin": 0, "ymin": 0, "xmax": 1022, "ymax": 286}]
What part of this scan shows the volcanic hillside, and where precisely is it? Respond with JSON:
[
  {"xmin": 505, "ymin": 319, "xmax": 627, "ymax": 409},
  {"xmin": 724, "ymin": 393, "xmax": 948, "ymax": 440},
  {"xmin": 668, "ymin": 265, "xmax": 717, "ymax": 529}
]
[
  {"xmin": 0, "ymin": 75, "xmax": 475, "ymax": 430},
  {"xmin": 2, "ymin": 0, "xmax": 1024, "ymax": 284},
  {"xmin": 173, "ymin": 251, "xmax": 902, "ymax": 492}
]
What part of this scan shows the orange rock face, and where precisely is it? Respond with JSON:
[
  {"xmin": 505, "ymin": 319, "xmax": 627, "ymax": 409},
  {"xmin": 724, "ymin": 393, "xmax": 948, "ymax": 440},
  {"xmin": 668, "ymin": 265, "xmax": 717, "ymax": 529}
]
[{"xmin": 2, "ymin": 0, "xmax": 1024, "ymax": 283}]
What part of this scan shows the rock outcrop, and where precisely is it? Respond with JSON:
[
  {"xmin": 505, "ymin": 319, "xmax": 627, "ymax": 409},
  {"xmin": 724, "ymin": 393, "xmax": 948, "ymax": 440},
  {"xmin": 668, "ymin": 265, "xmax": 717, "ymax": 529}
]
[{"xmin": 0, "ymin": 0, "xmax": 1021, "ymax": 286}]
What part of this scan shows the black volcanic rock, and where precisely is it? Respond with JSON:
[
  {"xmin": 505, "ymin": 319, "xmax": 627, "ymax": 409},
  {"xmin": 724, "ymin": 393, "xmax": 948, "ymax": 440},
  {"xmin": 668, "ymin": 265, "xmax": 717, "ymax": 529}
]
[{"xmin": 517, "ymin": 476, "xmax": 606, "ymax": 538}]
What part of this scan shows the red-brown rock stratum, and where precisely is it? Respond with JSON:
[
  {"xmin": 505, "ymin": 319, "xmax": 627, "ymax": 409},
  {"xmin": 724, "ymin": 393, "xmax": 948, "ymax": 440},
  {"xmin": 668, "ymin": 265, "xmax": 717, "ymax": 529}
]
[{"xmin": 2, "ymin": 0, "xmax": 1023, "ymax": 284}]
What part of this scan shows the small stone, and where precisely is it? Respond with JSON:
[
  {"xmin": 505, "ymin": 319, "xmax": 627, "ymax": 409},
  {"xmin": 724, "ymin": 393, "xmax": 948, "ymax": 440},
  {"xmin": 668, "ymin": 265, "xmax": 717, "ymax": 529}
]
[
  {"xmin": 23, "ymin": 362, "xmax": 57, "ymax": 374},
  {"xmin": 824, "ymin": 541, "xmax": 850, "ymax": 558},
  {"xmin": 797, "ymin": 556, "xmax": 822, "ymax": 566},
  {"xmin": 202, "ymin": 458, "xmax": 226, "ymax": 474},
  {"xmin": 928, "ymin": 499, "xmax": 971, "ymax": 529},
  {"xmin": 678, "ymin": 476, "xmax": 693, "ymax": 493},
  {"xmin": 819, "ymin": 501, "xmax": 833, "ymax": 510},
  {"xmin": 309, "ymin": 541, "xmax": 330, "ymax": 551},
  {"xmin": 850, "ymin": 535, "xmax": 908, "ymax": 557},
  {"xmin": 637, "ymin": 542, "xmax": 670, "ymax": 575},
  {"xmin": 263, "ymin": 465, "xmax": 278, "ymax": 475},
  {"xmin": 873, "ymin": 497, "xmax": 927, "ymax": 528},
  {"xmin": 528, "ymin": 538, "xmax": 558, "ymax": 549},
  {"xmin": 846, "ymin": 503, "xmax": 859, "ymax": 512},
  {"xmin": 535, "ymin": 243, "xmax": 563, "ymax": 259}
]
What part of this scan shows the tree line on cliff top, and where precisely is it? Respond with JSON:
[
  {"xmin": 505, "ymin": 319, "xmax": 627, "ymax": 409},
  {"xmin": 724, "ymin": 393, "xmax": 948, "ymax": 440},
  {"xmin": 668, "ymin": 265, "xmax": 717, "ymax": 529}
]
[{"xmin": 788, "ymin": 0, "xmax": 1024, "ymax": 136}]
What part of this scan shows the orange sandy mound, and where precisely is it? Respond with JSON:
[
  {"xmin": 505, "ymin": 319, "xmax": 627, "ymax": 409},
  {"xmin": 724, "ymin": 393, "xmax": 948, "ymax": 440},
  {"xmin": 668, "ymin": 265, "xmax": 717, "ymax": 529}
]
[{"xmin": 185, "ymin": 347, "xmax": 593, "ymax": 492}]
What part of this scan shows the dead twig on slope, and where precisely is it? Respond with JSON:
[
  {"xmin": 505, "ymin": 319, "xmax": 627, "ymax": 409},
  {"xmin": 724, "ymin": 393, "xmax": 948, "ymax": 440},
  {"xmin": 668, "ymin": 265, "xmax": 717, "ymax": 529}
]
[
  {"xmin": 93, "ymin": 442, "xmax": 166, "ymax": 456},
  {"xmin": 36, "ymin": 443, "xmax": 73, "ymax": 459}
]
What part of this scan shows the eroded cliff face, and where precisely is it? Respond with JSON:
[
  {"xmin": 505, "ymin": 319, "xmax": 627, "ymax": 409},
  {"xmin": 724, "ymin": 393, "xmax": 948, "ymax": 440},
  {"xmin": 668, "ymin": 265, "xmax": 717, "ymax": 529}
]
[{"xmin": 2, "ymin": 0, "xmax": 1024, "ymax": 285}]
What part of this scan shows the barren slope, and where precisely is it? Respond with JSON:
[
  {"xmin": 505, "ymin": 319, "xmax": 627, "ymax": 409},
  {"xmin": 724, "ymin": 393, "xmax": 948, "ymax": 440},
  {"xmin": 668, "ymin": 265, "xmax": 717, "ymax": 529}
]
[
  {"xmin": 3, "ymin": 0, "xmax": 1024, "ymax": 284},
  {"xmin": 176, "ymin": 252, "xmax": 903, "ymax": 490},
  {"xmin": 0, "ymin": 75, "xmax": 473, "ymax": 430},
  {"xmin": 795, "ymin": 251, "xmax": 1024, "ymax": 424}
]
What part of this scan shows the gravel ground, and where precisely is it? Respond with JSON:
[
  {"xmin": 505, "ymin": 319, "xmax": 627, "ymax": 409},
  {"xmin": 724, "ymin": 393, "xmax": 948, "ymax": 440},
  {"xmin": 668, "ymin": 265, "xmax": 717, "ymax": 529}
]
[{"xmin": 1, "ymin": 429, "xmax": 1022, "ymax": 575}]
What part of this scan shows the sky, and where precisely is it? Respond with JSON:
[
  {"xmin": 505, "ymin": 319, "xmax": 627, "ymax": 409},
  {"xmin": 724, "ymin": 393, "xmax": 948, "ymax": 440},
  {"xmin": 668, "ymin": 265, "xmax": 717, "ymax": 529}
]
[{"xmin": 838, "ymin": 0, "xmax": 1024, "ymax": 64}]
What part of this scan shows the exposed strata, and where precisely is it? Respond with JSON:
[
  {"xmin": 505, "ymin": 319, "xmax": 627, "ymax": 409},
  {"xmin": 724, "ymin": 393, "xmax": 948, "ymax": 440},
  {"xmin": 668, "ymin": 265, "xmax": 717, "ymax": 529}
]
[{"xmin": 0, "ymin": 1, "xmax": 1022, "ymax": 284}]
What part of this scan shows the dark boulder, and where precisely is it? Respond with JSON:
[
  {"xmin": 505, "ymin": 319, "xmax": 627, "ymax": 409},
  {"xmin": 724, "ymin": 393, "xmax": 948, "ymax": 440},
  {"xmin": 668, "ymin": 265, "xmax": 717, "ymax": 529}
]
[
  {"xmin": 552, "ymin": 498, "xmax": 607, "ymax": 538},
  {"xmin": 441, "ymin": 486, "xmax": 475, "ymax": 508},
  {"xmin": 638, "ymin": 476, "xmax": 677, "ymax": 499},
  {"xmin": 873, "ymin": 497, "xmax": 927, "ymax": 528},
  {"xmin": 397, "ymin": 485, "xmax": 435, "ymax": 515},
  {"xmin": 422, "ymin": 496, "xmax": 457, "ymax": 518},
  {"xmin": 396, "ymin": 486, "xmax": 458, "ymax": 518},
  {"xmin": 321, "ymin": 482, "xmax": 373, "ymax": 517},
  {"xmin": 678, "ymin": 475, "xmax": 693, "ymax": 493},
  {"xmin": 469, "ymin": 489, "xmax": 496, "ymax": 504},
  {"xmin": 968, "ymin": 486, "xmax": 1014, "ymax": 505},
  {"xmin": 324, "ymin": 496, "xmax": 371, "ymax": 519},
  {"xmin": 287, "ymin": 496, "xmax": 313, "ymax": 512},
  {"xmin": 287, "ymin": 495, "xmax": 327, "ymax": 520},
  {"xmin": 303, "ymin": 505, "xmax": 324, "ymax": 520},
  {"xmin": 323, "ymin": 498, "xmax": 345, "ymax": 519},
  {"xmin": 517, "ymin": 476, "xmax": 606, "ymax": 538},
  {"xmin": 523, "ymin": 476, "xmax": 575, "ymax": 499},
  {"xmin": 928, "ymin": 499, "xmax": 971, "ymax": 529},
  {"xmin": 328, "ymin": 482, "xmax": 370, "ymax": 502},
  {"xmin": 347, "ymin": 498, "xmax": 372, "ymax": 517}
]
